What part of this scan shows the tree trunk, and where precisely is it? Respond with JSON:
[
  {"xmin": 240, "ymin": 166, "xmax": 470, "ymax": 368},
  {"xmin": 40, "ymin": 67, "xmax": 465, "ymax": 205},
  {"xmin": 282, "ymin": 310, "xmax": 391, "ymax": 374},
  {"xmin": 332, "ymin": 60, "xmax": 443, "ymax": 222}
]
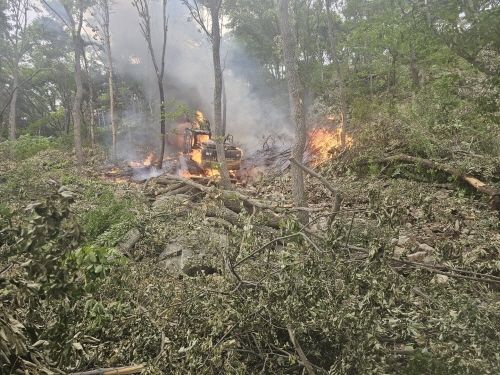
[
  {"xmin": 325, "ymin": 0, "xmax": 348, "ymax": 143},
  {"xmin": 103, "ymin": 0, "xmax": 117, "ymax": 159},
  {"xmin": 108, "ymin": 48, "xmax": 117, "ymax": 158},
  {"xmin": 210, "ymin": 1, "xmax": 231, "ymax": 189},
  {"xmin": 222, "ymin": 76, "xmax": 227, "ymax": 136},
  {"xmin": 409, "ymin": 48, "xmax": 419, "ymax": 88},
  {"xmin": 72, "ymin": 31, "xmax": 84, "ymax": 164},
  {"xmin": 158, "ymin": 84, "xmax": 166, "ymax": 168},
  {"xmin": 87, "ymin": 68, "xmax": 96, "ymax": 147},
  {"xmin": 8, "ymin": 71, "xmax": 18, "ymax": 141},
  {"xmin": 278, "ymin": 0, "xmax": 308, "ymax": 223}
]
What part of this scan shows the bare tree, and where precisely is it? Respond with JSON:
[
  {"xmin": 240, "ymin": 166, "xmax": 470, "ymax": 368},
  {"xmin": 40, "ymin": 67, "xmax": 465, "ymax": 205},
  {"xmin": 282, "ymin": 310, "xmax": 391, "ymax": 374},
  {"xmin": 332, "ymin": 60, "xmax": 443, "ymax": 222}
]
[
  {"xmin": 181, "ymin": 0, "xmax": 232, "ymax": 189},
  {"xmin": 5, "ymin": 0, "xmax": 31, "ymax": 141},
  {"xmin": 278, "ymin": 0, "xmax": 308, "ymax": 223},
  {"xmin": 96, "ymin": 0, "xmax": 117, "ymax": 158},
  {"xmin": 132, "ymin": 0, "xmax": 168, "ymax": 168}
]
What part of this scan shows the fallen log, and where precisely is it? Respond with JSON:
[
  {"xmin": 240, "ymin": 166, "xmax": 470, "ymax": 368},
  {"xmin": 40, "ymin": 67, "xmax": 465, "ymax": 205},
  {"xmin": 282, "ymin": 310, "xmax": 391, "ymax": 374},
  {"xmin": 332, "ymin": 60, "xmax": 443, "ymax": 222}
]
[
  {"xmin": 164, "ymin": 185, "xmax": 192, "ymax": 197},
  {"xmin": 205, "ymin": 204, "xmax": 244, "ymax": 227},
  {"xmin": 156, "ymin": 174, "xmax": 283, "ymax": 210},
  {"xmin": 117, "ymin": 228, "xmax": 141, "ymax": 255},
  {"xmin": 69, "ymin": 364, "xmax": 144, "ymax": 375},
  {"xmin": 379, "ymin": 154, "xmax": 499, "ymax": 210}
]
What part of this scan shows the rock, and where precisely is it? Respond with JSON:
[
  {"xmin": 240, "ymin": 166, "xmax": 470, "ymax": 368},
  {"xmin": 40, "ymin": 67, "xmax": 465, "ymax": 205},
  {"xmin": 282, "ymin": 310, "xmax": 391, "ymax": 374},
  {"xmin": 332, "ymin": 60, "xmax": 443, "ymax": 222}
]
[
  {"xmin": 397, "ymin": 235, "xmax": 410, "ymax": 246},
  {"xmin": 394, "ymin": 246, "xmax": 405, "ymax": 258},
  {"xmin": 422, "ymin": 255, "xmax": 437, "ymax": 264},
  {"xmin": 180, "ymin": 248, "xmax": 194, "ymax": 270},
  {"xmin": 407, "ymin": 251, "xmax": 427, "ymax": 262},
  {"xmin": 159, "ymin": 242, "xmax": 184, "ymax": 271},
  {"xmin": 159, "ymin": 242, "xmax": 183, "ymax": 260},
  {"xmin": 161, "ymin": 256, "xmax": 181, "ymax": 270},
  {"xmin": 418, "ymin": 243, "xmax": 435, "ymax": 252},
  {"xmin": 432, "ymin": 274, "xmax": 449, "ymax": 284}
]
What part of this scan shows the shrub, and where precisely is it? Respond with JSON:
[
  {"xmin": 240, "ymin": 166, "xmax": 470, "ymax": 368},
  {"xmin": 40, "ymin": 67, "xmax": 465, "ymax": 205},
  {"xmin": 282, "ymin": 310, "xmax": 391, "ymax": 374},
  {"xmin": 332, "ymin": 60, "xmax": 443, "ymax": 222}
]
[
  {"xmin": 0, "ymin": 135, "xmax": 56, "ymax": 161},
  {"xmin": 80, "ymin": 191, "xmax": 136, "ymax": 244}
]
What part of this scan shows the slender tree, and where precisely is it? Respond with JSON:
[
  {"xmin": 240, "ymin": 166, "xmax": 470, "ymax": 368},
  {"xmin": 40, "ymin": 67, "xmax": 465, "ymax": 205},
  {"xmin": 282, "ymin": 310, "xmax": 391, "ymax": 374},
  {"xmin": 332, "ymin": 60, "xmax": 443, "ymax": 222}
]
[
  {"xmin": 42, "ymin": 0, "xmax": 86, "ymax": 164},
  {"xmin": 66, "ymin": 0, "xmax": 85, "ymax": 164},
  {"xmin": 5, "ymin": 0, "xmax": 31, "ymax": 141},
  {"xmin": 325, "ymin": 0, "xmax": 348, "ymax": 142},
  {"xmin": 278, "ymin": 0, "xmax": 308, "ymax": 223},
  {"xmin": 82, "ymin": 51, "xmax": 96, "ymax": 146},
  {"xmin": 96, "ymin": 0, "xmax": 117, "ymax": 158},
  {"xmin": 132, "ymin": 0, "xmax": 168, "ymax": 168},
  {"xmin": 182, "ymin": 0, "xmax": 232, "ymax": 189}
]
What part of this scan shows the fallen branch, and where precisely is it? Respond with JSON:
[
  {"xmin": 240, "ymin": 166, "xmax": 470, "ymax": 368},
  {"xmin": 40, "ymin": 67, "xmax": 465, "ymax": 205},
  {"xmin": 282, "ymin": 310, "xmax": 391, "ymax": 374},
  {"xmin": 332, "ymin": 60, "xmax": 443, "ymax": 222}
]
[
  {"xmin": 379, "ymin": 154, "xmax": 500, "ymax": 210},
  {"xmin": 347, "ymin": 245, "xmax": 500, "ymax": 285},
  {"xmin": 69, "ymin": 364, "xmax": 145, "ymax": 375},
  {"xmin": 287, "ymin": 325, "xmax": 316, "ymax": 375},
  {"xmin": 290, "ymin": 157, "xmax": 342, "ymax": 214},
  {"xmin": 234, "ymin": 233, "xmax": 300, "ymax": 268},
  {"xmin": 234, "ymin": 218, "xmax": 327, "ymax": 268}
]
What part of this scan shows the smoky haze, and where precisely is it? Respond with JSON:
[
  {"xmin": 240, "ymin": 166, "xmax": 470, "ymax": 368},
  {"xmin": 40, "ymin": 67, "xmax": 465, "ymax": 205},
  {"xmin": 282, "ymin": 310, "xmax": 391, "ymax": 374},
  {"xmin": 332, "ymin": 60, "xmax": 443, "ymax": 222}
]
[{"xmin": 109, "ymin": 0, "xmax": 292, "ymax": 154}]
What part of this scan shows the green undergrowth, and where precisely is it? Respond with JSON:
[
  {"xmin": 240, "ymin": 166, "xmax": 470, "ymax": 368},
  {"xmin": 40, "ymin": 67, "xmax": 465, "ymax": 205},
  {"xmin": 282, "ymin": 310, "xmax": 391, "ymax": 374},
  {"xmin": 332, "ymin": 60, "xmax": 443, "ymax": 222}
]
[{"xmin": 1, "ymin": 144, "xmax": 499, "ymax": 374}]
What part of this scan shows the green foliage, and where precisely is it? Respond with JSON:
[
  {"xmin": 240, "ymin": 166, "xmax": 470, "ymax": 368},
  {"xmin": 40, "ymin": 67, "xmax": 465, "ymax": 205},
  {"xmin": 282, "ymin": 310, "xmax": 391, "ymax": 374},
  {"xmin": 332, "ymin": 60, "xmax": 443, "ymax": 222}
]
[
  {"xmin": 80, "ymin": 190, "xmax": 136, "ymax": 245},
  {"xmin": 69, "ymin": 245, "xmax": 123, "ymax": 287},
  {"xmin": 0, "ymin": 135, "xmax": 56, "ymax": 161},
  {"xmin": 0, "ymin": 187, "xmax": 124, "ymax": 373},
  {"xmin": 162, "ymin": 99, "xmax": 192, "ymax": 121}
]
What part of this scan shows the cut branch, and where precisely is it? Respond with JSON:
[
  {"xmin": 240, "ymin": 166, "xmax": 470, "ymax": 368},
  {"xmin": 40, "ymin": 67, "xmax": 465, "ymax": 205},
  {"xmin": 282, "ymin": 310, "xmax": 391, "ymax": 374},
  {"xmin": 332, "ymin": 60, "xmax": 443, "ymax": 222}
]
[
  {"xmin": 290, "ymin": 157, "xmax": 342, "ymax": 216},
  {"xmin": 69, "ymin": 364, "xmax": 145, "ymax": 375},
  {"xmin": 287, "ymin": 325, "xmax": 316, "ymax": 375},
  {"xmin": 379, "ymin": 154, "xmax": 499, "ymax": 210}
]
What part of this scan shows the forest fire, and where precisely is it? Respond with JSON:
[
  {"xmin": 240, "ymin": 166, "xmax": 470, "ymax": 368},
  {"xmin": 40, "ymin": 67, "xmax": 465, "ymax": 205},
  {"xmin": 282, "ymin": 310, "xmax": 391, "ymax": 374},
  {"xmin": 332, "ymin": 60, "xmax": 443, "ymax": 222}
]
[
  {"xmin": 307, "ymin": 126, "xmax": 352, "ymax": 166},
  {"xmin": 103, "ymin": 125, "xmax": 350, "ymax": 185},
  {"xmin": 128, "ymin": 153, "xmax": 155, "ymax": 168}
]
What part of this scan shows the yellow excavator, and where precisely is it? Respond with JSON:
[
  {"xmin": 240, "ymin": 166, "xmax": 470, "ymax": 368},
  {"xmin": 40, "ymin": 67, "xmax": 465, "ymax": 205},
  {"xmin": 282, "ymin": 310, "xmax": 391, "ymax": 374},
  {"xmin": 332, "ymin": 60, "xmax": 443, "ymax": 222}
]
[{"xmin": 182, "ymin": 111, "xmax": 242, "ymax": 171}]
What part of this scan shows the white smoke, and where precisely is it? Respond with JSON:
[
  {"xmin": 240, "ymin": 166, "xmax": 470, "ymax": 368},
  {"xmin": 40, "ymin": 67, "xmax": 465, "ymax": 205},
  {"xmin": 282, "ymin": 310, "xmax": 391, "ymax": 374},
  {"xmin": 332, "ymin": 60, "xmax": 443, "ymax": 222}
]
[{"xmin": 108, "ymin": 0, "xmax": 291, "ymax": 153}]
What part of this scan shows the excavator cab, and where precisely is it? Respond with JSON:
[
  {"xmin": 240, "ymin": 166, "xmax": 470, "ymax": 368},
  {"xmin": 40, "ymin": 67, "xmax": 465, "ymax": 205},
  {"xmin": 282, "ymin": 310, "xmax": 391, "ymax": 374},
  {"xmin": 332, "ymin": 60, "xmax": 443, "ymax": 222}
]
[{"xmin": 183, "ymin": 127, "xmax": 242, "ymax": 170}]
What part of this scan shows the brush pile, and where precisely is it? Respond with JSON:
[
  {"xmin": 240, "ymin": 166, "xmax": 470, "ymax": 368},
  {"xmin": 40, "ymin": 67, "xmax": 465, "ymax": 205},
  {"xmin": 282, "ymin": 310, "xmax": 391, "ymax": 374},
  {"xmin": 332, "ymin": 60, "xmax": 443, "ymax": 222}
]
[{"xmin": 0, "ymin": 137, "xmax": 499, "ymax": 374}]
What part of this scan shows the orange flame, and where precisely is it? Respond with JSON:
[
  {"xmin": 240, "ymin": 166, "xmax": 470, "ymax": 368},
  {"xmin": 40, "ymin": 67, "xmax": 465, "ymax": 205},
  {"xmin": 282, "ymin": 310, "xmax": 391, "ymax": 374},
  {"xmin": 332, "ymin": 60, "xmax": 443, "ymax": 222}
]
[
  {"xmin": 307, "ymin": 127, "xmax": 352, "ymax": 166},
  {"xmin": 143, "ymin": 153, "xmax": 154, "ymax": 166}
]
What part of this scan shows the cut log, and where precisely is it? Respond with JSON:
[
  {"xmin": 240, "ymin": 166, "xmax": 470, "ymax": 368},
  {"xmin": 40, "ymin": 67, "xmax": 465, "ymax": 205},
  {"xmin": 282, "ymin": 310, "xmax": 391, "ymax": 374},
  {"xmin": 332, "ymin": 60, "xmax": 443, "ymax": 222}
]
[
  {"xmin": 155, "ymin": 174, "xmax": 282, "ymax": 210},
  {"xmin": 205, "ymin": 204, "xmax": 243, "ymax": 227},
  {"xmin": 69, "ymin": 364, "xmax": 144, "ymax": 375},
  {"xmin": 380, "ymin": 154, "xmax": 499, "ymax": 210},
  {"xmin": 164, "ymin": 185, "xmax": 192, "ymax": 197},
  {"xmin": 117, "ymin": 228, "xmax": 141, "ymax": 255}
]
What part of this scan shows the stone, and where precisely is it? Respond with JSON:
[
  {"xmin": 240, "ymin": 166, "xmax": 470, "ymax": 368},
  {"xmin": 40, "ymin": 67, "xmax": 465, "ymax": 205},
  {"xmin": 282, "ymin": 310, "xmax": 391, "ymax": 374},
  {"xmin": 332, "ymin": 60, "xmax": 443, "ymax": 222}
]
[
  {"xmin": 432, "ymin": 274, "xmax": 449, "ymax": 284},
  {"xmin": 159, "ymin": 243, "xmax": 183, "ymax": 260},
  {"xmin": 397, "ymin": 235, "xmax": 410, "ymax": 246},
  {"xmin": 418, "ymin": 243, "xmax": 435, "ymax": 253},
  {"xmin": 407, "ymin": 251, "xmax": 427, "ymax": 262},
  {"xmin": 422, "ymin": 255, "xmax": 437, "ymax": 264},
  {"xmin": 394, "ymin": 246, "xmax": 405, "ymax": 258}
]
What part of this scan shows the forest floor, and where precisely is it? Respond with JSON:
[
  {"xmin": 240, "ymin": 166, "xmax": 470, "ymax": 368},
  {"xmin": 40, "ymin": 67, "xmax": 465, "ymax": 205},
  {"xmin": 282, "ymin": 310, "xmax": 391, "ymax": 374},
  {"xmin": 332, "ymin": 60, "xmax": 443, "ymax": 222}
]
[{"xmin": 1, "ymin": 145, "xmax": 499, "ymax": 374}]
